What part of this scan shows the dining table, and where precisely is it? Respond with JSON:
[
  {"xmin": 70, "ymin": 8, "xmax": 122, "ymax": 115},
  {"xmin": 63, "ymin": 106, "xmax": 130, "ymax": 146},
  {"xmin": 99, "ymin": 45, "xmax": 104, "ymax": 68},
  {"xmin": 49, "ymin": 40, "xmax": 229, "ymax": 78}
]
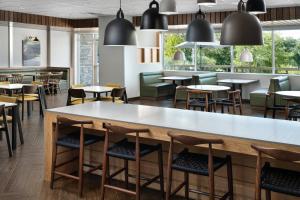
[
  {"xmin": 217, "ymin": 79, "xmax": 259, "ymax": 98},
  {"xmin": 0, "ymin": 101, "xmax": 23, "ymax": 150},
  {"xmin": 276, "ymin": 91, "xmax": 300, "ymax": 119},
  {"xmin": 78, "ymin": 86, "xmax": 114, "ymax": 100},
  {"xmin": 159, "ymin": 76, "xmax": 192, "ymax": 85}
]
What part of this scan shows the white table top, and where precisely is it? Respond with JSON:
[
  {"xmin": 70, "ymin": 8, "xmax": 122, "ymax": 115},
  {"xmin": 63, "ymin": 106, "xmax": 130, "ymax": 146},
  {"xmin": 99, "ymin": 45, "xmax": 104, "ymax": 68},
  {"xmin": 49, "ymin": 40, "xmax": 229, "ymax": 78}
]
[
  {"xmin": 276, "ymin": 91, "xmax": 300, "ymax": 98},
  {"xmin": 159, "ymin": 76, "xmax": 192, "ymax": 81},
  {"xmin": 78, "ymin": 86, "xmax": 114, "ymax": 93},
  {"xmin": 47, "ymin": 102, "xmax": 300, "ymax": 147},
  {"xmin": 217, "ymin": 79, "xmax": 259, "ymax": 84},
  {"xmin": 0, "ymin": 101, "xmax": 17, "ymax": 107},
  {"xmin": 0, "ymin": 84, "xmax": 41, "ymax": 90},
  {"xmin": 187, "ymin": 85, "xmax": 230, "ymax": 91}
]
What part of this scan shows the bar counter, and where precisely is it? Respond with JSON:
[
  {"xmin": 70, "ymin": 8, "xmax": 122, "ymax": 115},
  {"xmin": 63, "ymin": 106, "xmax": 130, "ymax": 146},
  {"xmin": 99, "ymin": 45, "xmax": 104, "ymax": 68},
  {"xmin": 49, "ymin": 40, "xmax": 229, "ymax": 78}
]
[{"xmin": 44, "ymin": 102, "xmax": 300, "ymax": 199}]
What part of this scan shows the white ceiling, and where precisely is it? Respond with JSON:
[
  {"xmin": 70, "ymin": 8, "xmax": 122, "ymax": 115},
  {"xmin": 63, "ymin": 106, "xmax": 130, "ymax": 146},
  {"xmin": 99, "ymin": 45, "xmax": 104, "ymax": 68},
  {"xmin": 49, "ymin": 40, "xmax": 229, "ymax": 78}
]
[{"xmin": 0, "ymin": 0, "xmax": 299, "ymax": 19}]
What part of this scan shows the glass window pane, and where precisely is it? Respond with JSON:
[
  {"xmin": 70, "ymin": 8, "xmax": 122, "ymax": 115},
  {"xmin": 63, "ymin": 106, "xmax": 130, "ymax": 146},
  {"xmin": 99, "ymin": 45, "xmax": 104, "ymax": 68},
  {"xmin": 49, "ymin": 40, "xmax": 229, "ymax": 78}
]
[
  {"xmin": 275, "ymin": 30, "xmax": 300, "ymax": 74},
  {"xmin": 233, "ymin": 31, "xmax": 272, "ymax": 73}
]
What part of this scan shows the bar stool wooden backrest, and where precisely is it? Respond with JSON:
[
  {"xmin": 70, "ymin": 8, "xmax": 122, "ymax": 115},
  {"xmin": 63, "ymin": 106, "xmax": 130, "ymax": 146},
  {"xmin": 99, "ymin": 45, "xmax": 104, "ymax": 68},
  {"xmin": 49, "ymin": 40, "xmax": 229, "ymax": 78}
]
[
  {"xmin": 101, "ymin": 123, "xmax": 150, "ymax": 200},
  {"xmin": 251, "ymin": 145, "xmax": 300, "ymax": 200},
  {"xmin": 167, "ymin": 132, "xmax": 224, "ymax": 200},
  {"xmin": 186, "ymin": 90, "xmax": 212, "ymax": 111}
]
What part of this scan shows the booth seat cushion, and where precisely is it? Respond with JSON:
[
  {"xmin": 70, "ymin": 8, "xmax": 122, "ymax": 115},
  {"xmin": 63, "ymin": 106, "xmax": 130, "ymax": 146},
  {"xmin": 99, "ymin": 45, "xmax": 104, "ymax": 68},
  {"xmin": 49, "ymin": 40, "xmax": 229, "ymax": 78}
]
[{"xmin": 250, "ymin": 88, "xmax": 269, "ymax": 107}]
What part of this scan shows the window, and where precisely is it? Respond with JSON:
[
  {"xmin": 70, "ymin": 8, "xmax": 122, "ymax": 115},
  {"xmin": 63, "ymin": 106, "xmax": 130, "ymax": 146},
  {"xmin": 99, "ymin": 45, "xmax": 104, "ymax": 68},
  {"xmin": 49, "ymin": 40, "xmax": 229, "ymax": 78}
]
[
  {"xmin": 274, "ymin": 30, "xmax": 300, "ymax": 74},
  {"xmin": 233, "ymin": 31, "xmax": 273, "ymax": 73},
  {"xmin": 163, "ymin": 28, "xmax": 300, "ymax": 74}
]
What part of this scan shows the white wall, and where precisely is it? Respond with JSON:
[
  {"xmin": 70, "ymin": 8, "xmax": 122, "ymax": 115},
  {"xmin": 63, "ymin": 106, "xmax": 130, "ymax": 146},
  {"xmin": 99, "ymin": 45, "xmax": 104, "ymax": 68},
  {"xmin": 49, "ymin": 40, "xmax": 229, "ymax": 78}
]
[
  {"xmin": 0, "ymin": 22, "xmax": 9, "ymax": 67},
  {"xmin": 50, "ymin": 28, "xmax": 72, "ymax": 67},
  {"xmin": 124, "ymin": 46, "xmax": 162, "ymax": 98},
  {"xmin": 98, "ymin": 16, "xmax": 125, "ymax": 86},
  {"xmin": 12, "ymin": 23, "xmax": 47, "ymax": 67}
]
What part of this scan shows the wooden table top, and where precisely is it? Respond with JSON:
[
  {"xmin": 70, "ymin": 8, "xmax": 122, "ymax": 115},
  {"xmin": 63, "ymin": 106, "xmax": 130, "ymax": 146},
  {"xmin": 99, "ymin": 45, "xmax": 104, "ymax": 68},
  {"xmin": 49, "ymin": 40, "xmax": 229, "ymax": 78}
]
[
  {"xmin": 47, "ymin": 102, "xmax": 300, "ymax": 148},
  {"xmin": 276, "ymin": 91, "xmax": 300, "ymax": 98},
  {"xmin": 217, "ymin": 79, "xmax": 259, "ymax": 84},
  {"xmin": 159, "ymin": 76, "xmax": 192, "ymax": 81},
  {"xmin": 78, "ymin": 86, "xmax": 114, "ymax": 93},
  {"xmin": 187, "ymin": 85, "xmax": 231, "ymax": 91}
]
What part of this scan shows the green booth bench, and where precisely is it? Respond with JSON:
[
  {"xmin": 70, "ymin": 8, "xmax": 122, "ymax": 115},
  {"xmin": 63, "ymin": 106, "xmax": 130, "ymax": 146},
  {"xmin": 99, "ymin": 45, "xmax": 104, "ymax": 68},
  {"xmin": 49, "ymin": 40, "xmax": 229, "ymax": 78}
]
[
  {"xmin": 140, "ymin": 72, "xmax": 175, "ymax": 99},
  {"xmin": 250, "ymin": 76, "xmax": 291, "ymax": 108}
]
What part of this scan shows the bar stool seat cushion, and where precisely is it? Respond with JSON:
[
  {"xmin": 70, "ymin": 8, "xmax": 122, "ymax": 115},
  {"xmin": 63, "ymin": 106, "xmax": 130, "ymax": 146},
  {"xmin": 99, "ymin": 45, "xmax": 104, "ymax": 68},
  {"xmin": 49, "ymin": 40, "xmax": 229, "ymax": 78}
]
[
  {"xmin": 107, "ymin": 139, "xmax": 160, "ymax": 161},
  {"xmin": 261, "ymin": 165, "xmax": 300, "ymax": 196},
  {"xmin": 56, "ymin": 132, "xmax": 104, "ymax": 149},
  {"xmin": 172, "ymin": 150, "xmax": 227, "ymax": 176}
]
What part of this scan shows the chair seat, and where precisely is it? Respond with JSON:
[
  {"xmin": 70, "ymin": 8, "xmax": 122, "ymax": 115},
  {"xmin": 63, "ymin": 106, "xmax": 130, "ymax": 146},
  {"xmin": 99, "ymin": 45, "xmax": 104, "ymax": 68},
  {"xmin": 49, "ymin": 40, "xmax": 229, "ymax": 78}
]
[
  {"xmin": 261, "ymin": 165, "xmax": 300, "ymax": 197},
  {"xmin": 218, "ymin": 99, "xmax": 240, "ymax": 106},
  {"xmin": 56, "ymin": 132, "xmax": 104, "ymax": 149},
  {"xmin": 17, "ymin": 94, "xmax": 39, "ymax": 101},
  {"xmin": 107, "ymin": 139, "xmax": 160, "ymax": 161},
  {"xmin": 70, "ymin": 98, "xmax": 96, "ymax": 105},
  {"xmin": 172, "ymin": 150, "xmax": 227, "ymax": 176},
  {"xmin": 188, "ymin": 99, "xmax": 214, "ymax": 108}
]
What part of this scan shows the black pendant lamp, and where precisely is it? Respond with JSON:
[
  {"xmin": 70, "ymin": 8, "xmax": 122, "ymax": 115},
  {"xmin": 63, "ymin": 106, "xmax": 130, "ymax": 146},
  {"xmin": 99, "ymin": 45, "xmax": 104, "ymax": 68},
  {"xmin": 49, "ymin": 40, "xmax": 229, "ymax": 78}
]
[
  {"xmin": 220, "ymin": 0, "xmax": 263, "ymax": 45},
  {"xmin": 140, "ymin": 0, "xmax": 168, "ymax": 31},
  {"xmin": 186, "ymin": 7, "xmax": 215, "ymax": 42},
  {"xmin": 246, "ymin": 0, "xmax": 266, "ymax": 15},
  {"xmin": 104, "ymin": 0, "xmax": 136, "ymax": 46}
]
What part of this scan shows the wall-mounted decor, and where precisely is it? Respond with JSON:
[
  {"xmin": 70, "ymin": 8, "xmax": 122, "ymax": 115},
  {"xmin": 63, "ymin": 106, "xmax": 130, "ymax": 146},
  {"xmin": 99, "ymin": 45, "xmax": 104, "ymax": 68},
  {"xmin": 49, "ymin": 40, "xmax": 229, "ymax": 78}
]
[{"xmin": 22, "ymin": 36, "xmax": 41, "ymax": 66}]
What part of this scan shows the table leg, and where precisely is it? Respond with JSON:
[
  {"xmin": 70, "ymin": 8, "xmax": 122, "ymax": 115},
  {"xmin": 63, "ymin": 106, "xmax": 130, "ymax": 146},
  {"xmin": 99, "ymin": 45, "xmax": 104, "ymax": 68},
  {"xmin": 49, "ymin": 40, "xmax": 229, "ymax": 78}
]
[
  {"xmin": 12, "ymin": 106, "xmax": 17, "ymax": 150},
  {"xmin": 16, "ymin": 104, "xmax": 24, "ymax": 144}
]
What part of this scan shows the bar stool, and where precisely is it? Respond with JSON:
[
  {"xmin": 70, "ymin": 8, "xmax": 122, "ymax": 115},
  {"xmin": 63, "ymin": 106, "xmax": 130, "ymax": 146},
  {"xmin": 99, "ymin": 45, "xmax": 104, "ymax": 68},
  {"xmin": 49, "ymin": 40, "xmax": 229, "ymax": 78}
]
[
  {"xmin": 186, "ymin": 90, "xmax": 216, "ymax": 112},
  {"xmin": 252, "ymin": 145, "xmax": 300, "ymax": 200},
  {"xmin": 166, "ymin": 132, "xmax": 233, "ymax": 200},
  {"xmin": 100, "ymin": 123, "xmax": 164, "ymax": 200},
  {"xmin": 50, "ymin": 116, "xmax": 104, "ymax": 197}
]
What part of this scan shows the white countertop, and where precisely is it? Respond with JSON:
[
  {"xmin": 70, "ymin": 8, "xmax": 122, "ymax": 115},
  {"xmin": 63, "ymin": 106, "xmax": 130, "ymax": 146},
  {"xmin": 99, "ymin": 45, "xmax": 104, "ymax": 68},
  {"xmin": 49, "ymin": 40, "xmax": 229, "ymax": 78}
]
[{"xmin": 47, "ymin": 102, "xmax": 300, "ymax": 147}]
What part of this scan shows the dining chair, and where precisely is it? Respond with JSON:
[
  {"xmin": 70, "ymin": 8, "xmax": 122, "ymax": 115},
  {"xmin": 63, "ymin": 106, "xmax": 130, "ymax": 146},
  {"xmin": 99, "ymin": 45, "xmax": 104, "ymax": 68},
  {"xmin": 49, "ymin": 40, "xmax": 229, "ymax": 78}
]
[
  {"xmin": 49, "ymin": 72, "xmax": 63, "ymax": 95},
  {"xmin": 173, "ymin": 86, "xmax": 188, "ymax": 108},
  {"xmin": 17, "ymin": 85, "xmax": 42, "ymax": 120},
  {"xmin": 252, "ymin": 144, "xmax": 300, "ymax": 200},
  {"xmin": 11, "ymin": 74, "xmax": 23, "ymax": 83},
  {"xmin": 0, "ymin": 104, "xmax": 12, "ymax": 157},
  {"xmin": 186, "ymin": 90, "xmax": 216, "ymax": 112},
  {"xmin": 66, "ymin": 88, "xmax": 96, "ymax": 106},
  {"xmin": 166, "ymin": 132, "xmax": 233, "ymax": 200},
  {"xmin": 101, "ymin": 87, "xmax": 128, "ymax": 104},
  {"xmin": 218, "ymin": 90, "xmax": 243, "ymax": 115},
  {"xmin": 36, "ymin": 74, "xmax": 50, "ymax": 95},
  {"xmin": 264, "ymin": 93, "xmax": 286, "ymax": 119},
  {"xmin": 100, "ymin": 123, "xmax": 164, "ymax": 200},
  {"xmin": 50, "ymin": 116, "xmax": 104, "ymax": 197}
]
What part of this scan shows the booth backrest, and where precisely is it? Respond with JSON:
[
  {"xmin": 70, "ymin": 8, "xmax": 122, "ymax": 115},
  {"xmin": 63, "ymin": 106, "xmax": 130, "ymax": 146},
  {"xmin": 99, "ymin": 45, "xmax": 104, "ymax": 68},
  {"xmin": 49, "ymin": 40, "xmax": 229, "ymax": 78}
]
[
  {"xmin": 192, "ymin": 73, "xmax": 218, "ymax": 85},
  {"xmin": 269, "ymin": 76, "xmax": 290, "ymax": 93},
  {"xmin": 140, "ymin": 72, "xmax": 164, "ymax": 86}
]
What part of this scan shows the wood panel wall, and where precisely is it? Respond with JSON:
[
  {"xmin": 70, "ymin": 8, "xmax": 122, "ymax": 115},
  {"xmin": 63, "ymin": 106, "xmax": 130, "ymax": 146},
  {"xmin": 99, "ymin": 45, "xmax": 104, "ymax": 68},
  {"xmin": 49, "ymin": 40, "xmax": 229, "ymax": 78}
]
[
  {"xmin": 0, "ymin": 10, "xmax": 98, "ymax": 28},
  {"xmin": 133, "ymin": 6, "xmax": 300, "ymax": 26}
]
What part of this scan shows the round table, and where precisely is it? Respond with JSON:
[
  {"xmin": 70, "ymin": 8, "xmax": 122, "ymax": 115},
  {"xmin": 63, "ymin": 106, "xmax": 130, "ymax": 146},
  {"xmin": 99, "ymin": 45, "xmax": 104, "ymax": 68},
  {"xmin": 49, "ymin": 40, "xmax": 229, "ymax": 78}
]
[
  {"xmin": 187, "ymin": 85, "xmax": 231, "ymax": 92},
  {"xmin": 276, "ymin": 91, "xmax": 300, "ymax": 98}
]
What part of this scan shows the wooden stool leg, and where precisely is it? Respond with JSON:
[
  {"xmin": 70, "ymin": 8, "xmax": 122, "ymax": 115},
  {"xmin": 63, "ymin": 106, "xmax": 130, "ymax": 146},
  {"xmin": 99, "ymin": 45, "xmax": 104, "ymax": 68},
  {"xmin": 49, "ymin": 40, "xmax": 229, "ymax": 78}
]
[
  {"xmin": 124, "ymin": 159, "xmax": 129, "ymax": 189},
  {"xmin": 265, "ymin": 190, "xmax": 271, "ymax": 200},
  {"xmin": 166, "ymin": 167, "xmax": 172, "ymax": 200},
  {"xmin": 50, "ymin": 145, "xmax": 58, "ymax": 189},
  {"xmin": 78, "ymin": 142, "xmax": 84, "ymax": 197},
  {"xmin": 227, "ymin": 156, "xmax": 234, "ymax": 200},
  {"xmin": 184, "ymin": 172, "xmax": 189, "ymax": 200},
  {"xmin": 136, "ymin": 158, "xmax": 141, "ymax": 200},
  {"xmin": 100, "ymin": 154, "xmax": 108, "ymax": 200},
  {"xmin": 158, "ymin": 146, "xmax": 164, "ymax": 200}
]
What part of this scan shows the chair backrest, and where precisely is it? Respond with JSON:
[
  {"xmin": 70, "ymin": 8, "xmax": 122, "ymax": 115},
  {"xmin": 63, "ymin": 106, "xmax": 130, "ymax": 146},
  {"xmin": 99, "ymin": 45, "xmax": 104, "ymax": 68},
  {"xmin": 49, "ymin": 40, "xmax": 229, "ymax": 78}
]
[
  {"xmin": 111, "ymin": 87, "xmax": 128, "ymax": 103},
  {"xmin": 192, "ymin": 73, "xmax": 217, "ymax": 85},
  {"xmin": 55, "ymin": 116, "xmax": 93, "ymax": 140},
  {"xmin": 22, "ymin": 85, "xmax": 38, "ymax": 95},
  {"xmin": 251, "ymin": 144, "xmax": 300, "ymax": 163},
  {"xmin": 67, "ymin": 88, "xmax": 86, "ymax": 106},
  {"xmin": 186, "ymin": 89, "xmax": 212, "ymax": 110},
  {"xmin": 36, "ymin": 74, "xmax": 49, "ymax": 84},
  {"xmin": 228, "ymin": 90, "xmax": 242, "ymax": 101},
  {"xmin": 140, "ymin": 72, "xmax": 164, "ymax": 86},
  {"xmin": 269, "ymin": 76, "xmax": 290, "ymax": 92}
]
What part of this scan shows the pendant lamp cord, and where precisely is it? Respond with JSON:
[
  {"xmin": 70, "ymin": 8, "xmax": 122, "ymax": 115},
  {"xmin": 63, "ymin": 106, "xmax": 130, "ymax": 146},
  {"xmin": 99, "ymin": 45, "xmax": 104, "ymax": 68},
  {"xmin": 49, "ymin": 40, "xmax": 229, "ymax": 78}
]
[
  {"xmin": 238, "ymin": 0, "xmax": 246, "ymax": 12},
  {"xmin": 197, "ymin": 6, "xmax": 206, "ymax": 19},
  {"xmin": 120, "ymin": 0, "xmax": 122, "ymax": 9}
]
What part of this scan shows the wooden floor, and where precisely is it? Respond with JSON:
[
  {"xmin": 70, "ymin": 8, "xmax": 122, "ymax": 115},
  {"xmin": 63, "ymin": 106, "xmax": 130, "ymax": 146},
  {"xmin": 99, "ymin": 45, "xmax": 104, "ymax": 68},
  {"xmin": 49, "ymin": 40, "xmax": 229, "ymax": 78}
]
[{"xmin": 0, "ymin": 93, "xmax": 285, "ymax": 200}]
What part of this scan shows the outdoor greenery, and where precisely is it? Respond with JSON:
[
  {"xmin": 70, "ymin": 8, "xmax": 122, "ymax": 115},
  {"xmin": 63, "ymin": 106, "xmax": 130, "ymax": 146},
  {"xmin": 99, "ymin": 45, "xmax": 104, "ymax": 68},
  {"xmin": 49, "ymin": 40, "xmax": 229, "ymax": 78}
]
[{"xmin": 163, "ymin": 30, "xmax": 300, "ymax": 74}]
